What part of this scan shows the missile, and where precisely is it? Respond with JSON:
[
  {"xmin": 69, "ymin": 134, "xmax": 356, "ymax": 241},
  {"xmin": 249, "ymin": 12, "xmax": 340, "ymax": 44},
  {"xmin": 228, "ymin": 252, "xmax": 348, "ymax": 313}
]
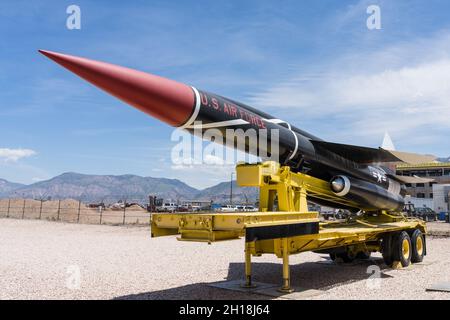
[
  {"xmin": 38, "ymin": 49, "xmax": 317, "ymax": 166},
  {"xmin": 39, "ymin": 50, "xmax": 435, "ymax": 212}
]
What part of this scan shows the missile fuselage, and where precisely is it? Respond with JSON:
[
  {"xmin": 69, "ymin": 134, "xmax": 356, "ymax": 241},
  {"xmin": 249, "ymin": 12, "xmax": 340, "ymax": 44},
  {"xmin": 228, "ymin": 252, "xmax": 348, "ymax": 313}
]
[
  {"xmin": 185, "ymin": 89, "xmax": 404, "ymax": 212},
  {"xmin": 39, "ymin": 50, "xmax": 405, "ymax": 212}
]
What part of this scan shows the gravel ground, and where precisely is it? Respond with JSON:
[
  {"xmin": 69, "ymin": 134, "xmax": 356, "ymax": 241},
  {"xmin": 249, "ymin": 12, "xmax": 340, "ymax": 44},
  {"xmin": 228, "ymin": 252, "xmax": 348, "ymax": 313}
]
[
  {"xmin": 1, "ymin": 218, "xmax": 449, "ymax": 300},
  {"xmin": 427, "ymin": 221, "xmax": 450, "ymax": 236}
]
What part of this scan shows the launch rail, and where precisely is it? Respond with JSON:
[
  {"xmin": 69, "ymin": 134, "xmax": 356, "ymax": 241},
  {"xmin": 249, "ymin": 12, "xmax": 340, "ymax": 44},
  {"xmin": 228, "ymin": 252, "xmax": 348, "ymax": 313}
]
[{"xmin": 151, "ymin": 161, "xmax": 427, "ymax": 292}]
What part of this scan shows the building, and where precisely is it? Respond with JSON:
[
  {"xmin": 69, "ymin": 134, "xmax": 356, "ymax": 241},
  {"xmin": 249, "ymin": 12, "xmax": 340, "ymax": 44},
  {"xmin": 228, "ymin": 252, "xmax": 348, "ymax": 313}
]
[
  {"xmin": 396, "ymin": 162, "xmax": 450, "ymax": 213},
  {"xmin": 432, "ymin": 184, "xmax": 450, "ymax": 213}
]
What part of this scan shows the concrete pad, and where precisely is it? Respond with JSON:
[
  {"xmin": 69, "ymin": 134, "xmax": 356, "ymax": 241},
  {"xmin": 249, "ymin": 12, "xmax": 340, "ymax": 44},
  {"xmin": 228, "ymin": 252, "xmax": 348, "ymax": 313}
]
[
  {"xmin": 253, "ymin": 286, "xmax": 325, "ymax": 300},
  {"xmin": 426, "ymin": 282, "xmax": 450, "ymax": 292},
  {"xmin": 208, "ymin": 279, "xmax": 277, "ymax": 293}
]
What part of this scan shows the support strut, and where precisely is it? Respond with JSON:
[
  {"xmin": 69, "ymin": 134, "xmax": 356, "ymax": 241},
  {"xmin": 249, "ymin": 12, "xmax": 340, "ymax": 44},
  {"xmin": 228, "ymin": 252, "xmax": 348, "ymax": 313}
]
[
  {"xmin": 279, "ymin": 237, "xmax": 293, "ymax": 293},
  {"xmin": 242, "ymin": 241, "xmax": 256, "ymax": 288}
]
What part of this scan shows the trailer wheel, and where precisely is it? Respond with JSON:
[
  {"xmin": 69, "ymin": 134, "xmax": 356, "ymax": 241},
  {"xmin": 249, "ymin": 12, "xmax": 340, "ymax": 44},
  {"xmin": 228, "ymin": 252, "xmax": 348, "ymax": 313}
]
[
  {"xmin": 329, "ymin": 253, "xmax": 336, "ymax": 261},
  {"xmin": 410, "ymin": 229, "xmax": 425, "ymax": 263},
  {"xmin": 382, "ymin": 234, "xmax": 393, "ymax": 266},
  {"xmin": 392, "ymin": 231, "xmax": 412, "ymax": 267},
  {"xmin": 336, "ymin": 251, "xmax": 355, "ymax": 263},
  {"xmin": 356, "ymin": 251, "xmax": 371, "ymax": 259}
]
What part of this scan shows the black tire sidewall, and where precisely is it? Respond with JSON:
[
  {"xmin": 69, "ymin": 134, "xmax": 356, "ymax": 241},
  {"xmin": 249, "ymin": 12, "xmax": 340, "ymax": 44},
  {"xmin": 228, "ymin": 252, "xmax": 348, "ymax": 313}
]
[
  {"xmin": 382, "ymin": 235, "xmax": 393, "ymax": 266},
  {"xmin": 356, "ymin": 251, "xmax": 371, "ymax": 259},
  {"xmin": 410, "ymin": 229, "xmax": 424, "ymax": 263},
  {"xmin": 392, "ymin": 231, "xmax": 412, "ymax": 267}
]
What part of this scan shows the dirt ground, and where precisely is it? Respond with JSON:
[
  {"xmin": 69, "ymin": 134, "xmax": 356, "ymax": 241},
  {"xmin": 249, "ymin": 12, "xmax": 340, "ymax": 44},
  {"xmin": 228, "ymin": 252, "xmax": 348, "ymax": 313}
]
[{"xmin": 0, "ymin": 218, "xmax": 449, "ymax": 300}]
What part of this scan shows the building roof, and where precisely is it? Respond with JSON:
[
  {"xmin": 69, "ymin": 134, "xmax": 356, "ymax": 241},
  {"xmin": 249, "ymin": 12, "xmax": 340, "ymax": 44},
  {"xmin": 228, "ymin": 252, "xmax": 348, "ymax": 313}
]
[{"xmin": 396, "ymin": 162, "xmax": 450, "ymax": 170}]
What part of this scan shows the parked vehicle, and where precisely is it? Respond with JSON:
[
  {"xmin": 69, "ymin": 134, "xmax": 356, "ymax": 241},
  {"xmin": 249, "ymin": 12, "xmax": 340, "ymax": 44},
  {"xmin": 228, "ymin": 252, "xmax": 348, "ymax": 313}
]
[
  {"xmin": 235, "ymin": 205, "xmax": 258, "ymax": 212},
  {"xmin": 416, "ymin": 207, "xmax": 438, "ymax": 222},
  {"xmin": 157, "ymin": 202, "xmax": 178, "ymax": 212},
  {"xmin": 176, "ymin": 205, "xmax": 190, "ymax": 212},
  {"xmin": 217, "ymin": 205, "xmax": 237, "ymax": 212},
  {"xmin": 403, "ymin": 203, "xmax": 438, "ymax": 221}
]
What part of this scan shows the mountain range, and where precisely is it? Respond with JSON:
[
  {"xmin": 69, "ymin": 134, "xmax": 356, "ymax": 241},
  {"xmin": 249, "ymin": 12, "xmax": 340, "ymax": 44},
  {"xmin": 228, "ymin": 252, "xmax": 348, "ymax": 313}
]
[
  {"xmin": 0, "ymin": 179, "xmax": 25, "ymax": 196},
  {"xmin": 3, "ymin": 156, "xmax": 449, "ymax": 204},
  {"xmin": 0, "ymin": 173, "xmax": 257, "ymax": 204}
]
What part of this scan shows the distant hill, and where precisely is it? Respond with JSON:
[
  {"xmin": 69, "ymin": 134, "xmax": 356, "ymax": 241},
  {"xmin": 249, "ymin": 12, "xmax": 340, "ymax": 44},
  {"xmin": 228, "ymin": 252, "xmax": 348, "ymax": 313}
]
[
  {"xmin": 437, "ymin": 157, "xmax": 450, "ymax": 162},
  {"xmin": 196, "ymin": 181, "xmax": 258, "ymax": 204},
  {"xmin": 0, "ymin": 179, "xmax": 25, "ymax": 197},
  {"xmin": 0, "ymin": 173, "xmax": 258, "ymax": 204}
]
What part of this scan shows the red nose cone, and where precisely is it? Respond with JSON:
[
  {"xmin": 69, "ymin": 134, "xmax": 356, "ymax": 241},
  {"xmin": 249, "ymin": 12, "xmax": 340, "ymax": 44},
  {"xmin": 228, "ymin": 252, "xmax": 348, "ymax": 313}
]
[{"xmin": 39, "ymin": 50, "xmax": 195, "ymax": 127}]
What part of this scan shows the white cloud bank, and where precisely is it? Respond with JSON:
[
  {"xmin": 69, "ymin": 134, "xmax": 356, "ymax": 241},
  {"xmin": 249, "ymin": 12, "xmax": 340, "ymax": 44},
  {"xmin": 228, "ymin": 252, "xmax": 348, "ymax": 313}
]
[{"xmin": 0, "ymin": 148, "xmax": 36, "ymax": 162}]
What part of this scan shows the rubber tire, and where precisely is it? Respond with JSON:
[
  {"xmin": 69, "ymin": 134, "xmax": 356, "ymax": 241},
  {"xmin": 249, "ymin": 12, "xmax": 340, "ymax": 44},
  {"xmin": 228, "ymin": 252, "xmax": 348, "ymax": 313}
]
[
  {"xmin": 410, "ymin": 229, "xmax": 425, "ymax": 263},
  {"xmin": 382, "ymin": 234, "xmax": 393, "ymax": 267},
  {"xmin": 392, "ymin": 231, "xmax": 412, "ymax": 267},
  {"xmin": 356, "ymin": 251, "xmax": 371, "ymax": 260},
  {"xmin": 329, "ymin": 253, "xmax": 336, "ymax": 261}
]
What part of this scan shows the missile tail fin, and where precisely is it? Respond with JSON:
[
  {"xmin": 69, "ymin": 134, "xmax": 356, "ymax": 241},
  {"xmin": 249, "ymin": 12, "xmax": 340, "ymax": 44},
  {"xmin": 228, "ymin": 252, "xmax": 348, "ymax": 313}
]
[
  {"xmin": 311, "ymin": 140, "xmax": 436, "ymax": 165},
  {"xmin": 310, "ymin": 140, "xmax": 400, "ymax": 164}
]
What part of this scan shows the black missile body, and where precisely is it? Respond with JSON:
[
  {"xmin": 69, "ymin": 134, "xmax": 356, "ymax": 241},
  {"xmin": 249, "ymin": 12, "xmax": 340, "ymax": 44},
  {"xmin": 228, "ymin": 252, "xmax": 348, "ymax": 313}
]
[{"xmin": 187, "ymin": 90, "xmax": 405, "ymax": 212}]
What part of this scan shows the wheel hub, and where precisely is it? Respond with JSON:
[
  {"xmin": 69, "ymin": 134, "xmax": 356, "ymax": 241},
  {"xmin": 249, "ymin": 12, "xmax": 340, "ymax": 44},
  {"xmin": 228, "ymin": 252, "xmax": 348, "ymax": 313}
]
[
  {"xmin": 402, "ymin": 238, "xmax": 410, "ymax": 260},
  {"xmin": 416, "ymin": 236, "xmax": 423, "ymax": 256}
]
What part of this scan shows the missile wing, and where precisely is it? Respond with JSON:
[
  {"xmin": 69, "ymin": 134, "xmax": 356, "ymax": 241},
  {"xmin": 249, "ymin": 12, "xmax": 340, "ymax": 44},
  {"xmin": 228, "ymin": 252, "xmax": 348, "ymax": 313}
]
[
  {"xmin": 310, "ymin": 140, "xmax": 436, "ymax": 165},
  {"xmin": 310, "ymin": 140, "xmax": 401, "ymax": 163}
]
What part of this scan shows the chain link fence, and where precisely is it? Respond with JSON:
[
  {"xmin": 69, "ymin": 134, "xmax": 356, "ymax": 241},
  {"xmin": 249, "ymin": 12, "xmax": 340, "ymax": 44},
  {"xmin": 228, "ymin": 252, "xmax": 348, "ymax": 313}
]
[{"xmin": 0, "ymin": 198, "xmax": 151, "ymax": 225}]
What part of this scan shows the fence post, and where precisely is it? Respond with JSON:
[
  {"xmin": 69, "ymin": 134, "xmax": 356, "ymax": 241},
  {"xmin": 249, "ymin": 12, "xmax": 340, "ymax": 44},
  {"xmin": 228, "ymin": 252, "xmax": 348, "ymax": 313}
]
[
  {"xmin": 57, "ymin": 200, "xmax": 61, "ymax": 221},
  {"xmin": 39, "ymin": 200, "xmax": 43, "ymax": 220},
  {"xmin": 22, "ymin": 199, "xmax": 26, "ymax": 219},
  {"xmin": 122, "ymin": 204, "xmax": 126, "ymax": 225},
  {"xmin": 6, "ymin": 199, "xmax": 10, "ymax": 218},
  {"xmin": 99, "ymin": 206, "xmax": 103, "ymax": 225},
  {"xmin": 77, "ymin": 200, "xmax": 81, "ymax": 223}
]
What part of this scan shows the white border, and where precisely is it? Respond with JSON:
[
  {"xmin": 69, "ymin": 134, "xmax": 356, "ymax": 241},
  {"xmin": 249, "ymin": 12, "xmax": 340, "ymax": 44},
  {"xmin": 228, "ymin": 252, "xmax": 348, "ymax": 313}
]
[
  {"xmin": 266, "ymin": 119, "xmax": 298, "ymax": 161},
  {"xmin": 178, "ymin": 86, "xmax": 201, "ymax": 129}
]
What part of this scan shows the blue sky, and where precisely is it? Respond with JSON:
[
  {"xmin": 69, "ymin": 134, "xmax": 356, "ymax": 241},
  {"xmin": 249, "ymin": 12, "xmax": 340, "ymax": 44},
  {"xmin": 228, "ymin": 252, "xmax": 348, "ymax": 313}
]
[{"xmin": 1, "ymin": 0, "xmax": 450, "ymax": 188}]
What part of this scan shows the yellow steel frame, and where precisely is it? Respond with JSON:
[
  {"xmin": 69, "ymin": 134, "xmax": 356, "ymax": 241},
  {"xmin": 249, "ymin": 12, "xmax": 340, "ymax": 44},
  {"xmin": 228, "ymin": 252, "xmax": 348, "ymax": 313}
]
[{"xmin": 151, "ymin": 161, "xmax": 426, "ymax": 292}]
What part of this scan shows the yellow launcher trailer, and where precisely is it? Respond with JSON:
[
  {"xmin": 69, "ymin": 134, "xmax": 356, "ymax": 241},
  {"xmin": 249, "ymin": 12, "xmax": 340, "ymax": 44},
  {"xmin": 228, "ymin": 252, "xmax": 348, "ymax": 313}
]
[{"xmin": 151, "ymin": 161, "xmax": 427, "ymax": 292}]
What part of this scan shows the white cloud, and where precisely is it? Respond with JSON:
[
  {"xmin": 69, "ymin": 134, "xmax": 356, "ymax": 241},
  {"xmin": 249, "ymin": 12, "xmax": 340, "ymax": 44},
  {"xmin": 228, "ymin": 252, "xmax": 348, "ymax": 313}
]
[{"xmin": 0, "ymin": 148, "xmax": 36, "ymax": 162}]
